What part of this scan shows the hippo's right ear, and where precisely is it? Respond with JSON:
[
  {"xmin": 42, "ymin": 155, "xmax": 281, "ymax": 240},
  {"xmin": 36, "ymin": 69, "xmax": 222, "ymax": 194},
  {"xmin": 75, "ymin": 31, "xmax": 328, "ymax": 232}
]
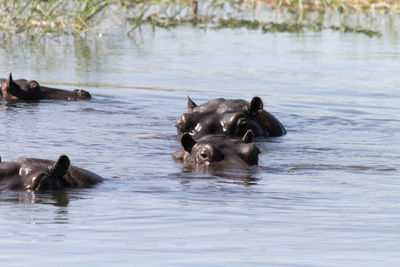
[
  {"xmin": 181, "ymin": 133, "xmax": 196, "ymax": 153},
  {"xmin": 51, "ymin": 155, "xmax": 70, "ymax": 177},
  {"xmin": 187, "ymin": 96, "xmax": 197, "ymax": 113},
  {"xmin": 242, "ymin": 130, "xmax": 254, "ymax": 144},
  {"xmin": 250, "ymin": 96, "xmax": 264, "ymax": 115}
]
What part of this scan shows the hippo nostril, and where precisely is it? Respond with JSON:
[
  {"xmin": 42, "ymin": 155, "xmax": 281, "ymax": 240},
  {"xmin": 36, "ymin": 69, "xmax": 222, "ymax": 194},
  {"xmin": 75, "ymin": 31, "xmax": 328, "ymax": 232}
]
[
  {"xmin": 75, "ymin": 90, "xmax": 86, "ymax": 96},
  {"xmin": 73, "ymin": 89, "xmax": 91, "ymax": 99}
]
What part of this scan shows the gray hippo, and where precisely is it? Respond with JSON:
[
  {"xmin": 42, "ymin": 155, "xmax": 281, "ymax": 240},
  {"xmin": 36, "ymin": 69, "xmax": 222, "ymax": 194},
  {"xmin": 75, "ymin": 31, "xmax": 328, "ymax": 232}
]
[
  {"xmin": 176, "ymin": 96, "xmax": 286, "ymax": 139},
  {"xmin": 173, "ymin": 130, "xmax": 260, "ymax": 170},
  {"xmin": 0, "ymin": 155, "xmax": 103, "ymax": 192},
  {"xmin": 0, "ymin": 73, "xmax": 91, "ymax": 101}
]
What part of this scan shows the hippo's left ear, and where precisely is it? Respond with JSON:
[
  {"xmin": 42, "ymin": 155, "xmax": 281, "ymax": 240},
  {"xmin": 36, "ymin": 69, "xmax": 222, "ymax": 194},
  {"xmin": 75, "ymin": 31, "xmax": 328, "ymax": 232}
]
[
  {"xmin": 242, "ymin": 130, "xmax": 254, "ymax": 144},
  {"xmin": 249, "ymin": 96, "xmax": 264, "ymax": 115},
  {"xmin": 181, "ymin": 133, "xmax": 197, "ymax": 153},
  {"xmin": 187, "ymin": 96, "xmax": 198, "ymax": 113},
  {"xmin": 5, "ymin": 73, "xmax": 13, "ymax": 87}
]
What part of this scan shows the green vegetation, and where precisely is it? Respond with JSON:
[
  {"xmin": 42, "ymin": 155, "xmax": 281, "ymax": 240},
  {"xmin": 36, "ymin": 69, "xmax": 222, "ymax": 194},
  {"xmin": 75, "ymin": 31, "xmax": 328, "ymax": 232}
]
[
  {"xmin": 0, "ymin": 0, "xmax": 110, "ymax": 38},
  {"xmin": 218, "ymin": 18, "xmax": 382, "ymax": 37},
  {"xmin": 270, "ymin": 0, "xmax": 400, "ymax": 13},
  {"xmin": 0, "ymin": 0, "xmax": 398, "ymax": 42}
]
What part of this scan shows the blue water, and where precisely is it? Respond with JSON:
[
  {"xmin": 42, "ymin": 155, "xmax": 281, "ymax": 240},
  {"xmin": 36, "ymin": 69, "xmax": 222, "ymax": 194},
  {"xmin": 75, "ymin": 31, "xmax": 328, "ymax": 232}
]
[{"xmin": 1, "ymin": 27, "xmax": 399, "ymax": 266}]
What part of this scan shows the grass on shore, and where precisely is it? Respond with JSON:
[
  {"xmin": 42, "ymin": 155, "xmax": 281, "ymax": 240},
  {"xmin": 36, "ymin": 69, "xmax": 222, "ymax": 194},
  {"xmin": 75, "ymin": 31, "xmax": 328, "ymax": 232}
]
[
  {"xmin": 0, "ymin": 0, "xmax": 110, "ymax": 38},
  {"xmin": 0, "ymin": 0, "xmax": 398, "ymax": 42}
]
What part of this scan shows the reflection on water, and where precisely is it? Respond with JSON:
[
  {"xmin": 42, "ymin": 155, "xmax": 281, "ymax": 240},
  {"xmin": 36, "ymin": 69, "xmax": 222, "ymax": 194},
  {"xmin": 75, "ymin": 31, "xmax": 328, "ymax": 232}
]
[
  {"xmin": 1, "ymin": 101, "xmax": 40, "ymax": 110},
  {"xmin": 171, "ymin": 168, "xmax": 260, "ymax": 187},
  {"xmin": 0, "ymin": 28, "xmax": 400, "ymax": 265},
  {"xmin": 2, "ymin": 190, "xmax": 69, "ymax": 206},
  {"xmin": 0, "ymin": 191, "xmax": 69, "ymax": 230}
]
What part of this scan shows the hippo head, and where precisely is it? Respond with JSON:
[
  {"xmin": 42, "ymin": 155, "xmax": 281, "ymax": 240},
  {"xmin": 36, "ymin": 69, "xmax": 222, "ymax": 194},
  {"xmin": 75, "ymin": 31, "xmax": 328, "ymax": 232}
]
[
  {"xmin": 1, "ymin": 73, "xmax": 43, "ymax": 100},
  {"xmin": 0, "ymin": 155, "xmax": 103, "ymax": 192},
  {"xmin": 72, "ymin": 89, "xmax": 91, "ymax": 100},
  {"xmin": 174, "ymin": 130, "xmax": 260, "ymax": 170},
  {"xmin": 27, "ymin": 155, "xmax": 70, "ymax": 191},
  {"xmin": 176, "ymin": 96, "xmax": 286, "ymax": 139}
]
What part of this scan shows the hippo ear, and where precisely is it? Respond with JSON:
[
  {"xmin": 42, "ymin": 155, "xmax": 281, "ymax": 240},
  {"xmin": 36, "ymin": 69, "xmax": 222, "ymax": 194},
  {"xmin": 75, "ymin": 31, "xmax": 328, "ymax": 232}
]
[
  {"xmin": 181, "ymin": 133, "xmax": 196, "ymax": 153},
  {"xmin": 240, "ymin": 144, "xmax": 260, "ymax": 166},
  {"xmin": 51, "ymin": 155, "xmax": 70, "ymax": 177},
  {"xmin": 3, "ymin": 73, "xmax": 18, "ymax": 95},
  {"xmin": 242, "ymin": 130, "xmax": 254, "ymax": 144},
  {"xmin": 4, "ymin": 73, "xmax": 14, "ymax": 88},
  {"xmin": 250, "ymin": 96, "xmax": 263, "ymax": 114},
  {"xmin": 29, "ymin": 155, "xmax": 70, "ymax": 191},
  {"xmin": 187, "ymin": 96, "xmax": 198, "ymax": 113}
]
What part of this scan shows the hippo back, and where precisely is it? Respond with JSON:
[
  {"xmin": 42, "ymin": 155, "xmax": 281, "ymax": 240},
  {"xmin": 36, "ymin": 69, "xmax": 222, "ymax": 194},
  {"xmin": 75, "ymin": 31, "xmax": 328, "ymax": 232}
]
[{"xmin": 63, "ymin": 165, "xmax": 103, "ymax": 188}]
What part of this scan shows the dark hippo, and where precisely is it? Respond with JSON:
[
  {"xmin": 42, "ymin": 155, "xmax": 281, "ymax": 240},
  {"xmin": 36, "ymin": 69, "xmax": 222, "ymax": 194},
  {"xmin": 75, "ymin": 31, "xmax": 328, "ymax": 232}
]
[
  {"xmin": 0, "ymin": 155, "xmax": 103, "ymax": 192},
  {"xmin": 176, "ymin": 96, "xmax": 286, "ymax": 139},
  {"xmin": 173, "ymin": 130, "xmax": 260, "ymax": 170},
  {"xmin": 0, "ymin": 73, "xmax": 91, "ymax": 101}
]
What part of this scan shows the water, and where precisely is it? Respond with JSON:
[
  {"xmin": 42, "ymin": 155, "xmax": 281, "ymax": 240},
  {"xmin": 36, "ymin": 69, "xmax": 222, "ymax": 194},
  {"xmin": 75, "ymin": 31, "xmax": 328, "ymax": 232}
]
[{"xmin": 0, "ymin": 28, "xmax": 399, "ymax": 266}]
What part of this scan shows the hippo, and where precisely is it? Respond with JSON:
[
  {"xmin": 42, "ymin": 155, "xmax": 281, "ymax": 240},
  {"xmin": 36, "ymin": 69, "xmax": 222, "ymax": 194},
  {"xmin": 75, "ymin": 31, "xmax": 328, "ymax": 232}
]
[
  {"xmin": 175, "ymin": 96, "xmax": 286, "ymax": 139},
  {"xmin": 0, "ymin": 155, "xmax": 103, "ymax": 192},
  {"xmin": 0, "ymin": 73, "xmax": 91, "ymax": 101},
  {"xmin": 173, "ymin": 130, "xmax": 260, "ymax": 170}
]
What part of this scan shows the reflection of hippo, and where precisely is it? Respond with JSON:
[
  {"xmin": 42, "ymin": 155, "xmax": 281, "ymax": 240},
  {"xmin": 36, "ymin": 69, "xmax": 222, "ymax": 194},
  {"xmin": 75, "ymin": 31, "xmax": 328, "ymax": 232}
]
[
  {"xmin": 173, "ymin": 130, "xmax": 260, "ymax": 169},
  {"xmin": 0, "ymin": 155, "xmax": 103, "ymax": 192},
  {"xmin": 176, "ymin": 96, "xmax": 286, "ymax": 139},
  {"xmin": 0, "ymin": 73, "xmax": 91, "ymax": 101}
]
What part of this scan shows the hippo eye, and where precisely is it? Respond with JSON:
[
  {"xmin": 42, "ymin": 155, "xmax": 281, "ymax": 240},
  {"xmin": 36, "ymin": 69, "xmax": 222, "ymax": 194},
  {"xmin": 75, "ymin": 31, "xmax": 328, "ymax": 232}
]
[
  {"xmin": 235, "ymin": 118, "xmax": 249, "ymax": 134},
  {"xmin": 200, "ymin": 153, "xmax": 208, "ymax": 159},
  {"xmin": 238, "ymin": 118, "xmax": 247, "ymax": 127}
]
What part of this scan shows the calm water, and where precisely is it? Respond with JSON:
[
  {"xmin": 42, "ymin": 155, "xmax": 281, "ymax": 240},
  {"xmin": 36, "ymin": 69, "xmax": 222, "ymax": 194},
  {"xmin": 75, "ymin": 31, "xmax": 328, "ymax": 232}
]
[{"xmin": 0, "ymin": 28, "xmax": 399, "ymax": 266}]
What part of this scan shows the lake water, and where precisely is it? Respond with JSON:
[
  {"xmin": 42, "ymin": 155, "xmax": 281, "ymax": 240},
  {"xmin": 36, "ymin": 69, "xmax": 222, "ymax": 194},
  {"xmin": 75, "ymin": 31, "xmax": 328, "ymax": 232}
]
[{"xmin": 0, "ymin": 27, "xmax": 399, "ymax": 266}]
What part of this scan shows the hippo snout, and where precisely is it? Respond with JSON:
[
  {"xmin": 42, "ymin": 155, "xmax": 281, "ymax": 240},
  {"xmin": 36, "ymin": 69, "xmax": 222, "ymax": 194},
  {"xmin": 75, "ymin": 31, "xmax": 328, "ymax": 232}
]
[{"xmin": 74, "ymin": 89, "xmax": 91, "ymax": 99}]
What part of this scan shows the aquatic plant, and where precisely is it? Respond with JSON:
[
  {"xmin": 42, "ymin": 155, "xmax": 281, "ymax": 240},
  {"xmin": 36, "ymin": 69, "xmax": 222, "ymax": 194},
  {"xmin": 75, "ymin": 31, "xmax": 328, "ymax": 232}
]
[
  {"xmin": 120, "ymin": 0, "xmax": 390, "ymax": 37},
  {"xmin": 217, "ymin": 18, "xmax": 382, "ymax": 37},
  {"xmin": 273, "ymin": 0, "xmax": 400, "ymax": 13}
]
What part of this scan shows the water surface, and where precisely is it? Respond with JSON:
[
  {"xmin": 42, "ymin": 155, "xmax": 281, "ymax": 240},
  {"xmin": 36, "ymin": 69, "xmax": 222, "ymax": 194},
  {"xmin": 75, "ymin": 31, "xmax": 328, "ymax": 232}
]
[{"xmin": 0, "ymin": 28, "xmax": 399, "ymax": 265}]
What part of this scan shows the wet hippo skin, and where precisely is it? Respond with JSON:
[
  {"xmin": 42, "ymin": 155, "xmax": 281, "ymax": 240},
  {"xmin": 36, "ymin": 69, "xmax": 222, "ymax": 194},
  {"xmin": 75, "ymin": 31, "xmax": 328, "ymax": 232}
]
[
  {"xmin": 174, "ymin": 130, "xmax": 260, "ymax": 170},
  {"xmin": 0, "ymin": 73, "xmax": 91, "ymax": 101},
  {"xmin": 0, "ymin": 155, "xmax": 103, "ymax": 192},
  {"xmin": 176, "ymin": 96, "xmax": 286, "ymax": 139}
]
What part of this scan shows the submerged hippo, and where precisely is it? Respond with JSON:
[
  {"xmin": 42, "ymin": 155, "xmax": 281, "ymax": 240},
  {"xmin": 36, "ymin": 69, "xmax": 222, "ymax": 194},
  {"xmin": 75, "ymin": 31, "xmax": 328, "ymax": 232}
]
[
  {"xmin": 173, "ymin": 130, "xmax": 260, "ymax": 169},
  {"xmin": 0, "ymin": 73, "xmax": 91, "ymax": 101},
  {"xmin": 0, "ymin": 155, "xmax": 103, "ymax": 192},
  {"xmin": 176, "ymin": 96, "xmax": 286, "ymax": 139}
]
